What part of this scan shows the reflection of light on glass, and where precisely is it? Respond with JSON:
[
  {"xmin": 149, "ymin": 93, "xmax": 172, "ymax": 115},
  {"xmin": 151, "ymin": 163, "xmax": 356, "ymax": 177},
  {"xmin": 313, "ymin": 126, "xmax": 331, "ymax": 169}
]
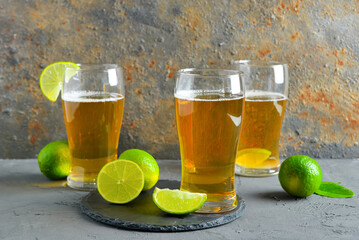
[
  {"xmin": 65, "ymin": 101, "xmax": 79, "ymax": 123},
  {"xmin": 230, "ymin": 75, "xmax": 241, "ymax": 93},
  {"xmin": 273, "ymin": 65, "xmax": 284, "ymax": 84},
  {"xmin": 178, "ymin": 100, "xmax": 193, "ymax": 117},
  {"xmin": 65, "ymin": 69, "xmax": 79, "ymax": 83},
  {"xmin": 228, "ymin": 114, "xmax": 242, "ymax": 127},
  {"xmin": 274, "ymin": 100, "xmax": 282, "ymax": 115},
  {"xmin": 108, "ymin": 69, "xmax": 118, "ymax": 86}
]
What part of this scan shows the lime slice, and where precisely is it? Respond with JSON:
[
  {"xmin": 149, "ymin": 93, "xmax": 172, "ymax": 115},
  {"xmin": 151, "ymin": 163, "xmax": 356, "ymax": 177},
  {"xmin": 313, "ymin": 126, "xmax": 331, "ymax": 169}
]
[
  {"xmin": 39, "ymin": 62, "xmax": 79, "ymax": 102},
  {"xmin": 315, "ymin": 182, "xmax": 355, "ymax": 198},
  {"xmin": 236, "ymin": 148, "xmax": 271, "ymax": 167},
  {"xmin": 97, "ymin": 160, "xmax": 144, "ymax": 204},
  {"xmin": 153, "ymin": 187, "xmax": 207, "ymax": 214}
]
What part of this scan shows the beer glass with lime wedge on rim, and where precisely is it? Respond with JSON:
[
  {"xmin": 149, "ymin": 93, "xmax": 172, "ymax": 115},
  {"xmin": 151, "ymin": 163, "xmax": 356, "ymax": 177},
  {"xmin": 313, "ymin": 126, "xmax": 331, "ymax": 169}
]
[
  {"xmin": 233, "ymin": 60, "xmax": 288, "ymax": 177},
  {"xmin": 40, "ymin": 62, "xmax": 125, "ymax": 190},
  {"xmin": 62, "ymin": 64, "xmax": 125, "ymax": 190}
]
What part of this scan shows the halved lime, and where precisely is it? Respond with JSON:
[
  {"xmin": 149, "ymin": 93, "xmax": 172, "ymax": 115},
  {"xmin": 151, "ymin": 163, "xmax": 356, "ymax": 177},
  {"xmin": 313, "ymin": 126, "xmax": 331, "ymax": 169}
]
[
  {"xmin": 97, "ymin": 160, "xmax": 144, "ymax": 204},
  {"xmin": 236, "ymin": 148, "xmax": 271, "ymax": 167},
  {"xmin": 153, "ymin": 187, "xmax": 207, "ymax": 214},
  {"xmin": 39, "ymin": 62, "xmax": 79, "ymax": 102}
]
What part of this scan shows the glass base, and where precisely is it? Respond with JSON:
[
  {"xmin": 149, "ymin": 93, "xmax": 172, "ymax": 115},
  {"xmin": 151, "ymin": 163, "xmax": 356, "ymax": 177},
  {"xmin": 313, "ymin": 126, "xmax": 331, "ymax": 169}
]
[
  {"xmin": 235, "ymin": 164, "xmax": 279, "ymax": 177},
  {"xmin": 195, "ymin": 194, "xmax": 237, "ymax": 214},
  {"xmin": 67, "ymin": 177, "xmax": 96, "ymax": 191}
]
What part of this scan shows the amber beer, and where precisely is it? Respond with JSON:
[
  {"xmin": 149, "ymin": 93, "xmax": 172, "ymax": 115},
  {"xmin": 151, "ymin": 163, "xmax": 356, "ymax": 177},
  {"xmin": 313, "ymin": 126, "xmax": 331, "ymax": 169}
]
[
  {"xmin": 175, "ymin": 91, "xmax": 244, "ymax": 206},
  {"xmin": 62, "ymin": 91, "xmax": 125, "ymax": 187},
  {"xmin": 236, "ymin": 91, "xmax": 287, "ymax": 170}
]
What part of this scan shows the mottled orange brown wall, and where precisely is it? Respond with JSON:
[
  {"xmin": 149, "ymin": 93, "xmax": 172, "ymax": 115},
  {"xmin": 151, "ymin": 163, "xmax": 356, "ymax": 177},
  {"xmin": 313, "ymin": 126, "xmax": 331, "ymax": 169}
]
[{"xmin": 1, "ymin": 0, "xmax": 358, "ymax": 159}]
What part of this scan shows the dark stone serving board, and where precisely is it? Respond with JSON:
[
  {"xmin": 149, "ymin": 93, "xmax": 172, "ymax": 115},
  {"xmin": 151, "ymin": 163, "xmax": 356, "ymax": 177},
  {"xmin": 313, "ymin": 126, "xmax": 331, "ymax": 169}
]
[{"xmin": 80, "ymin": 180, "xmax": 246, "ymax": 232}]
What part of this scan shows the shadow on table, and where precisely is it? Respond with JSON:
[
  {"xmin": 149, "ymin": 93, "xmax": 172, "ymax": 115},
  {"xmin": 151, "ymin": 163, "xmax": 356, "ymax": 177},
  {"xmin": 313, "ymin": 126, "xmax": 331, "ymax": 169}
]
[
  {"xmin": 0, "ymin": 172, "xmax": 67, "ymax": 189},
  {"xmin": 248, "ymin": 190, "xmax": 303, "ymax": 202}
]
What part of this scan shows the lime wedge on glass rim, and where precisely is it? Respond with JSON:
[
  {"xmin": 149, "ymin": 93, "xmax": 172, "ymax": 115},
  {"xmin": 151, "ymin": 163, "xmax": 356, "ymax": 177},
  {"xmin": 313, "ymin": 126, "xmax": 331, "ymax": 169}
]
[
  {"xmin": 97, "ymin": 160, "xmax": 145, "ymax": 204},
  {"xmin": 39, "ymin": 62, "xmax": 79, "ymax": 102},
  {"xmin": 153, "ymin": 187, "xmax": 207, "ymax": 215}
]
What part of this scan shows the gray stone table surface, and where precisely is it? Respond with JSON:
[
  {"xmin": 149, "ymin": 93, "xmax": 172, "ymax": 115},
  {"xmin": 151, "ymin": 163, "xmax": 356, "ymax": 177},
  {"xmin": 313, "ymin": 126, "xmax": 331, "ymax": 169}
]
[{"xmin": 0, "ymin": 159, "xmax": 358, "ymax": 240}]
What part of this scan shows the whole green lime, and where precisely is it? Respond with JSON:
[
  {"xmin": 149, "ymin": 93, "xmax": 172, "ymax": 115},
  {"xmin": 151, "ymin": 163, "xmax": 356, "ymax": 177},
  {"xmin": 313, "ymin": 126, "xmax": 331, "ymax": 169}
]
[
  {"xmin": 119, "ymin": 149, "xmax": 159, "ymax": 191},
  {"xmin": 278, "ymin": 155, "xmax": 322, "ymax": 198},
  {"xmin": 38, "ymin": 141, "xmax": 70, "ymax": 180}
]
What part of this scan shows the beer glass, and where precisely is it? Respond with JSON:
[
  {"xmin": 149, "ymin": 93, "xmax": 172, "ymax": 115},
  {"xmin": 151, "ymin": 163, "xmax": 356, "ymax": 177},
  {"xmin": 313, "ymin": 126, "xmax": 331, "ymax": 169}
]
[
  {"xmin": 62, "ymin": 64, "xmax": 125, "ymax": 190},
  {"xmin": 175, "ymin": 68, "xmax": 244, "ymax": 213},
  {"xmin": 233, "ymin": 60, "xmax": 288, "ymax": 177}
]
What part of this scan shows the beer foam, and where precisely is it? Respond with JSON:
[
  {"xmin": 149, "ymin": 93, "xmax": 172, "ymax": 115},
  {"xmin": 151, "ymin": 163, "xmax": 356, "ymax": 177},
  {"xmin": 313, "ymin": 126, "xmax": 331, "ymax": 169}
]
[
  {"xmin": 175, "ymin": 90, "xmax": 244, "ymax": 101},
  {"xmin": 62, "ymin": 91, "xmax": 124, "ymax": 102},
  {"xmin": 245, "ymin": 90, "xmax": 287, "ymax": 101}
]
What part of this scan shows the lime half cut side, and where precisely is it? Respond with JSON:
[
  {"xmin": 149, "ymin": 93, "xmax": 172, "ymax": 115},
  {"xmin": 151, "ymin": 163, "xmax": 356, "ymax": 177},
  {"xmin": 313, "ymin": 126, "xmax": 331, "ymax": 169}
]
[
  {"xmin": 97, "ymin": 160, "xmax": 145, "ymax": 204},
  {"xmin": 39, "ymin": 62, "xmax": 79, "ymax": 102},
  {"xmin": 153, "ymin": 187, "xmax": 207, "ymax": 215}
]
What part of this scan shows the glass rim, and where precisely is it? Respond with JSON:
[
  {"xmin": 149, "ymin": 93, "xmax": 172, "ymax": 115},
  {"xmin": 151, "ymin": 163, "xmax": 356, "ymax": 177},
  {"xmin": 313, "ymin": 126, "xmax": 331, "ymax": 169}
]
[
  {"xmin": 65, "ymin": 63, "xmax": 122, "ymax": 72},
  {"xmin": 177, "ymin": 68, "xmax": 242, "ymax": 77},
  {"xmin": 232, "ymin": 60, "xmax": 287, "ymax": 68}
]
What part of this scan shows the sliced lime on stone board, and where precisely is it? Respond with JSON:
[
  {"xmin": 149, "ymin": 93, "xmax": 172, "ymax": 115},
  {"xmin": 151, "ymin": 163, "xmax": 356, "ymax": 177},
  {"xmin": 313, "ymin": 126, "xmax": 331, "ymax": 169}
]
[
  {"xmin": 97, "ymin": 160, "xmax": 145, "ymax": 204},
  {"xmin": 315, "ymin": 182, "xmax": 355, "ymax": 198},
  {"xmin": 39, "ymin": 62, "xmax": 79, "ymax": 102},
  {"xmin": 153, "ymin": 187, "xmax": 207, "ymax": 215}
]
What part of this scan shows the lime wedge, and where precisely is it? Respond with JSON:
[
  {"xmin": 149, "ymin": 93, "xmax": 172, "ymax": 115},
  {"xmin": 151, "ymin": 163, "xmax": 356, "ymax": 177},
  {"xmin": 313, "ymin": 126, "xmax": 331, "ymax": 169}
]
[
  {"xmin": 315, "ymin": 181, "xmax": 355, "ymax": 198},
  {"xmin": 236, "ymin": 148, "xmax": 271, "ymax": 167},
  {"xmin": 97, "ymin": 160, "xmax": 144, "ymax": 204},
  {"xmin": 39, "ymin": 62, "xmax": 79, "ymax": 102},
  {"xmin": 153, "ymin": 187, "xmax": 207, "ymax": 214}
]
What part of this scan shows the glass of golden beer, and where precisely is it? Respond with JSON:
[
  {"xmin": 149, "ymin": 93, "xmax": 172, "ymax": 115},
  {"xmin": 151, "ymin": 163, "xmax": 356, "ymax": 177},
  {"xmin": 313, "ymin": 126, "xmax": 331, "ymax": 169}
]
[
  {"xmin": 233, "ymin": 60, "xmax": 288, "ymax": 177},
  {"xmin": 62, "ymin": 64, "xmax": 125, "ymax": 190},
  {"xmin": 175, "ymin": 68, "xmax": 244, "ymax": 213}
]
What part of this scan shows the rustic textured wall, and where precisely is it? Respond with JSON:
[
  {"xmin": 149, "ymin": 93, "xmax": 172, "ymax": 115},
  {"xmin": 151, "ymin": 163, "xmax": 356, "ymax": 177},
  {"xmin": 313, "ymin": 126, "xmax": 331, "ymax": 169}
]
[{"xmin": 1, "ymin": 0, "xmax": 358, "ymax": 159}]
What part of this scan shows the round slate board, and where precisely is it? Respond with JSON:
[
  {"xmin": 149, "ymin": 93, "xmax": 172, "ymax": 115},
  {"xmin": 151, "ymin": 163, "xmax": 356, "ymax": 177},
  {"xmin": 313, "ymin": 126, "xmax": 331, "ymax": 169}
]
[{"xmin": 80, "ymin": 180, "xmax": 245, "ymax": 232}]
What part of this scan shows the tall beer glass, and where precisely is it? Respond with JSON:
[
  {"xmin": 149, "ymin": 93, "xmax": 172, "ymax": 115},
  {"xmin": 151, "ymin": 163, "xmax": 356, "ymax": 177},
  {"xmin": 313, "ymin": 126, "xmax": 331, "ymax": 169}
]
[
  {"xmin": 175, "ymin": 68, "xmax": 244, "ymax": 213},
  {"xmin": 62, "ymin": 64, "xmax": 125, "ymax": 190},
  {"xmin": 233, "ymin": 60, "xmax": 288, "ymax": 177}
]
